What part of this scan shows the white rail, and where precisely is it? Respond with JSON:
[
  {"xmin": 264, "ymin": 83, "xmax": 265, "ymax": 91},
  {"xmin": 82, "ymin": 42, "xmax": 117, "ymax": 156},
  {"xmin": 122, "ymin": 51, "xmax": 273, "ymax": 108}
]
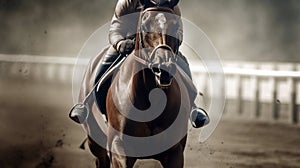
[
  {"xmin": 1, "ymin": 54, "xmax": 299, "ymax": 79},
  {"xmin": 0, "ymin": 54, "xmax": 299, "ymax": 124},
  {"xmin": 0, "ymin": 54, "xmax": 88, "ymax": 83},
  {"xmin": 190, "ymin": 63, "xmax": 300, "ymax": 124},
  {"xmin": 0, "ymin": 54, "xmax": 89, "ymax": 65},
  {"xmin": 190, "ymin": 65, "xmax": 300, "ymax": 79}
]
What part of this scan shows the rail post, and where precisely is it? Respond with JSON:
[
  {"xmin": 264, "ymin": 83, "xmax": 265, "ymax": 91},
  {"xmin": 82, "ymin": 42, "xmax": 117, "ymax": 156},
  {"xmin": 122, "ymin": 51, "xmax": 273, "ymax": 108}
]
[
  {"xmin": 236, "ymin": 74, "xmax": 243, "ymax": 114},
  {"xmin": 289, "ymin": 65, "xmax": 298, "ymax": 124},
  {"xmin": 253, "ymin": 64, "xmax": 261, "ymax": 118},
  {"xmin": 272, "ymin": 65, "xmax": 280, "ymax": 120},
  {"xmin": 254, "ymin": 76, "xmax": 261, "ymax": 118}
]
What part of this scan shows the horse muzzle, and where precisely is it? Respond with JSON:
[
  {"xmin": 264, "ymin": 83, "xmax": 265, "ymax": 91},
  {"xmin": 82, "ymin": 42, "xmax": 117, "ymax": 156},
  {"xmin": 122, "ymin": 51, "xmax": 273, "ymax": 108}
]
[{"xmin": 151, "ymin": 62, "xmax": 176, "ymax": 88}]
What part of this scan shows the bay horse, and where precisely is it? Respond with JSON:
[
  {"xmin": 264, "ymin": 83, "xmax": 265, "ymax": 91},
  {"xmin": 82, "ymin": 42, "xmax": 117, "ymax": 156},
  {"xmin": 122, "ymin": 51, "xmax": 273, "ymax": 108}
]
[{"xmin": 80, "ymin": 6, "xmax": 192, "ymax": 168}]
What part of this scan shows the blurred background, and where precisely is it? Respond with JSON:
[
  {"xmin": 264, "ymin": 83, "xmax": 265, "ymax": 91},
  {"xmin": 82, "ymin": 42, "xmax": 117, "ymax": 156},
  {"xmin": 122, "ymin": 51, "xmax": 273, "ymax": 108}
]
[
  {"xmin": 0, "ymin": 0, "xmax": 300, "ymax": 168},
  {"xmin": 0, "ymin": 0, "xmax": 299, "ymax": 62}
]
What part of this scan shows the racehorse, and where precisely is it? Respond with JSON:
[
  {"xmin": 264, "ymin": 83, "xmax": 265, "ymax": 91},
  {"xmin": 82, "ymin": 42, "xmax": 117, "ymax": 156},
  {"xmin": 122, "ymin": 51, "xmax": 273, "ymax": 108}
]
[{"xmin": 79, "ymin": 5, "xmax": 191, "ymax": 168}]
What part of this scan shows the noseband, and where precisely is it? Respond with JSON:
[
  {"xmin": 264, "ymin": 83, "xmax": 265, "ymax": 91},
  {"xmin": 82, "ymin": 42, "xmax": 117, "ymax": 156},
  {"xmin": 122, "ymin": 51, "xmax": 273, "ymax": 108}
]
[{"xmin": 135, "ymin": 44, "xmax": 176, "ymax": 68}]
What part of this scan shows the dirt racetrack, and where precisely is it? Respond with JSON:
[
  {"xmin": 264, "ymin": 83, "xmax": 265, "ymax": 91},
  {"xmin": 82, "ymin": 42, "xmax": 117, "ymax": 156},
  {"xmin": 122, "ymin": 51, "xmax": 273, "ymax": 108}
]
[{"xmin": 0, "ymin": 80, "xmax": 300, "ymax": 168}]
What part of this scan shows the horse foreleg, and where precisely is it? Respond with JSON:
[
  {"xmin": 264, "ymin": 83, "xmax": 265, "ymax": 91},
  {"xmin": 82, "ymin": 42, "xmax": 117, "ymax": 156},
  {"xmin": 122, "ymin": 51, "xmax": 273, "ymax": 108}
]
[
  {"xmin": 159, "ymin": 144, "xmax": 185, "ymax": 168},
  {"xmin": 108, "ymin": 135, "xmax": 137, "ymax": 168},
  {"xmin": 88, "ymin": 136, "xmax": 110, "ymax": 168}
]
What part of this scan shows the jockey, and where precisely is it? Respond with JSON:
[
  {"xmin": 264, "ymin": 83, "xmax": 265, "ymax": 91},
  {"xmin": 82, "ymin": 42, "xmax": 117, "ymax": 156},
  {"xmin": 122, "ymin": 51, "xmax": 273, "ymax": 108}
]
[{"xmin": 71, "ymin": 0, "xmax": 210, "ymax": 128}]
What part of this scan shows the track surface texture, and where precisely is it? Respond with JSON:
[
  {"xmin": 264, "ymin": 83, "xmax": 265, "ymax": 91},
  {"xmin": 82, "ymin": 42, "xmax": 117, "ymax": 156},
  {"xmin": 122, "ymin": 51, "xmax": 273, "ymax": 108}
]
[{"xmin": 0, "ymin": 80, "xmax": 299, "ymax": 168}]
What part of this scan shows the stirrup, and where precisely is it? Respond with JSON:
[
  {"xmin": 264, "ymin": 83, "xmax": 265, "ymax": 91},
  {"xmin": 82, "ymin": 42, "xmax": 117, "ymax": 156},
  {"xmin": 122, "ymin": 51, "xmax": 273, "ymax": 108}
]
[
  {"xmin": 69, "ymin": 103, "xmax": 89, "ymax": 124},
  {"xmin": 190, "ymin": 107, "xmax": 210, "ymax": 128}
]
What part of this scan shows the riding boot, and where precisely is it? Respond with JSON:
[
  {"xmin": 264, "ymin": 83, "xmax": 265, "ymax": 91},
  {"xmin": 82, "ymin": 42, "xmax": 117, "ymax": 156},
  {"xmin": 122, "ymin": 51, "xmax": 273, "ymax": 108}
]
[
  {"xmin": 94, "ymin": 53, "xmax": 120, "ymax": 84},
  {"xmin": 177, "ymin": 52, "xmax": 210, "ymax": 128},
  {"xmin": 69, "ymin": 53, "xmax": 120, "ymax": 124},
  {"xmin": 93, "ymin": 53, "xmax": 120, "ymax": 115}
]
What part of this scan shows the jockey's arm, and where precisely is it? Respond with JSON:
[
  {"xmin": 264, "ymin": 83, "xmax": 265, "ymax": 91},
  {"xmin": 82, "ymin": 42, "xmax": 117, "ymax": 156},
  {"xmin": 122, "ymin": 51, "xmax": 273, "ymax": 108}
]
[{"xmin": 109, "ymin": 0, "xmax": 140, "ymax": 50}]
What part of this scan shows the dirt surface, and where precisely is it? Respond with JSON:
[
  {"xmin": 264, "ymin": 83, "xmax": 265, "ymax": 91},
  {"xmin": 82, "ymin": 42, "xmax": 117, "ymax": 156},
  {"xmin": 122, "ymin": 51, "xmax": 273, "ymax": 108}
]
[{"xmin": 0, "ymin": 80, "xmax": 300, "ymax": 168}]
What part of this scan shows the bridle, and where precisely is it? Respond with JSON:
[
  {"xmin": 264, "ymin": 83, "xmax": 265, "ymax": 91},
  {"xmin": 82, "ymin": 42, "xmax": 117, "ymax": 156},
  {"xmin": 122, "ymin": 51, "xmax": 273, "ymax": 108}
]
[
  {"xmin": 134, "ymin": 44, "xmax": 176, "ymax": 67},
  {"xmin": 134, "ymin": 6, "xmax": 179, "ymax": 69}
]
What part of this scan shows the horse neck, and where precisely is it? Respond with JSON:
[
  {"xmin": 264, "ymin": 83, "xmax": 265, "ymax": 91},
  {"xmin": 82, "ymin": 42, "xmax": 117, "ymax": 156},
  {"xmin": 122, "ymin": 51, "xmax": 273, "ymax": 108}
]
[
  {"xmin": 132, "ymin": 60, "xmax": 156, "ymax": 92},
  {"xmin": 125, "ymin": 59, "xmax": 156, "ymax": 109},
  {"xmin": 116, "ymin": 53, "xmax": 155, "ymax": 94},
  {"xmin": 133, "ymin": 31, "xmax": 154, "ymax": 90}
]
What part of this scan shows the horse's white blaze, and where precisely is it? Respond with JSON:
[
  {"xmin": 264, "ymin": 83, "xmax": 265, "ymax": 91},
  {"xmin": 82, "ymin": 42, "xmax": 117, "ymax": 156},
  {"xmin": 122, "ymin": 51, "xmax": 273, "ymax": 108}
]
[{"xmin": 156, "ymin": 13, "xmax": 167, "ymax": 29}]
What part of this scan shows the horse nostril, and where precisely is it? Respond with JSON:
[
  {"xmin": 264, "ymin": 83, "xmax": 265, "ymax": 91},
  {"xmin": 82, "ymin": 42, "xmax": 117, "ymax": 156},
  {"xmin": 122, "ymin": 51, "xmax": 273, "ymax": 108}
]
[
  {"xmin": 151, "ymin": 63, "xmax": 161, "ymax": 75},
  {"xmin": 151, "ymin": 63, "xmax": 176, "ymax": 87}
]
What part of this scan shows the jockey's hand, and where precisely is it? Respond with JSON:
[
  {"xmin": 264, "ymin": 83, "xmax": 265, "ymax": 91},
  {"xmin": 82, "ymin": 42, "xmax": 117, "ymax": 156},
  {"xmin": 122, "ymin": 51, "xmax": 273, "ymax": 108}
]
[{"xmin": 116, "ymin": 39, "xmax": 135, "ymax": 55}]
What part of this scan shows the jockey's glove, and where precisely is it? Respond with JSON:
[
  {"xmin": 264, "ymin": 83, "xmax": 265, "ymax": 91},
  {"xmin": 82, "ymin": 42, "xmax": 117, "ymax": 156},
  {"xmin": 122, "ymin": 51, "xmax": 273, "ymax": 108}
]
[{"xmin": 116, "ymin": 39, "xmax": 135, "ymax": 55}]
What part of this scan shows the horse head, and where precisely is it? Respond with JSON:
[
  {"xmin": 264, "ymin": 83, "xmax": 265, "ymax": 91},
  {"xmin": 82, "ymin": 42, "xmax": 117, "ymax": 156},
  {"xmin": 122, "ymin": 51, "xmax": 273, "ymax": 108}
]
[{"xmin": 135, "ymin": 7, "xmax": 181, "ymax": 88}]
